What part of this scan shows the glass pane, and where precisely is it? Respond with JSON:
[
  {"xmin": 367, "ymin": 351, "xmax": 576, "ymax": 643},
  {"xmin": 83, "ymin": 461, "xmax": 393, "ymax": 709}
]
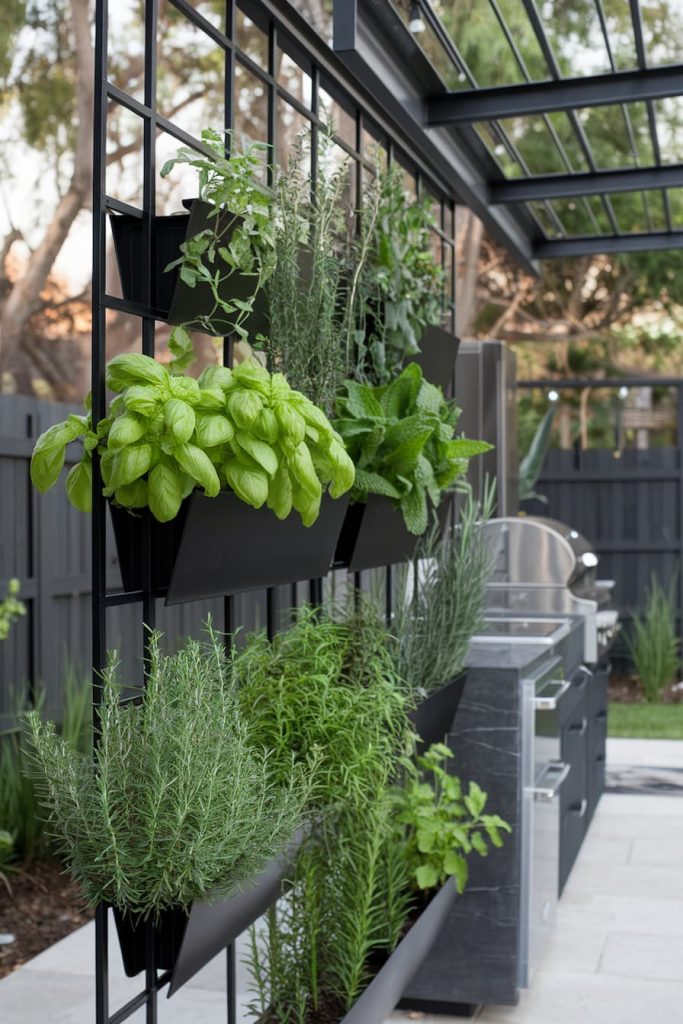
[
  {"xmin": 586, "ymin": 194, "xmax": 615, "ymax": 233},
  {"xmin": 108, "ymin": 0, "xmax": 145, "ymax": 101},
  {"xmin": 319, "ymin": 88, "xmax": 356, "ymax": 149},
  {"xmin": 528, "ymin": 201, "xmax": 559, "ymax": 236},
  {"xmin": 655, "ymin": 96, "xmax": 683, "ymax": 163},
  {"xmin": 578, "ymin": 105, "xmax": 646, "ymax": 169},
  {"xmin": 474, "ymin": 123, "xmax": 526, "ymax": 178},
  {"xmin": 666, "ymin": 188, "xmax": 683, "ymax": 227},
  {"xmin": 496, "ymin": 116, "xmax": 569, "ymax": 174},
  {"xmin": 182, "ymin": 0, "xmax": 224, "ymax": 30},
  {"xmin": 156, "ymin": 131, "xmax": 200, "ymax": 214},
  {"xmin": 277, "ymin": 49, "xmax": 312, "ymax": 108},
  {"xmin": 600, "ymin": 0, "xmax": 638, "ymax": 70},
  {"xmin": 276, "ymin": 99, "xmax": 312, "ymax": 173},
  {"xmin": 610, "ymin": 190, "xmax": 649, "ymax": 233},
  {"xmin": 533, "ymin": 0, "xmax": 612, "ymax": 77},
  {"xmin": 157, "ymin": 6, "xmax": 224, "ymax": 138},
  {"xmin": 551, "ymin": 198, "xmax": 598, "ymax": 237},
  {"xmin": 234, "ymin": 64, "xmax": 269, "ymax": 170},
  {"xmin": 428, "ymin": 0, "xmax": 527, "ymax": 87},
  {"xmin": 640, "ymin": 0, "xmax": 683, "ymax": 68},
  {"xmin": 106, "ymin": 102, "xmax": 144, "ymax": 208},
  {"xmin": 235, "ymin": 7, "xmax": 268, "ymax": 68},
  {"xmin": 644, "ymin": 189, "xmax": 667, "ymax": 231},
  {"xmin": 544, "ymin": 111, "xmax": 589, "ymax": 172}
]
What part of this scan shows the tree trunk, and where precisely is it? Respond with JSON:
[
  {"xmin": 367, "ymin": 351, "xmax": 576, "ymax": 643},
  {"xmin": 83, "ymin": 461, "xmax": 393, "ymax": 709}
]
[
  {"xmin": 0, "ymin": 0, "xmax": 93, "ymax": 382},
  {"xmin": 455, "ymin": 207, "xmax": 483, "ymax": 337}
]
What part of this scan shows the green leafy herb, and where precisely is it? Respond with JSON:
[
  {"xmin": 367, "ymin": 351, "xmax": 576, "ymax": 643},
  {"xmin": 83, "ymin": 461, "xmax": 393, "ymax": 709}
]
[
  {"xmin": 393, "ymin": 743, "xmax": 511, "ymax": 894},
  {"xmin": 334, "ymin": 362, "xmax": 492, "ymax": 534},
  {"xmin": 30, "ymin": 356, "xmax": 355, "ymax": 526}
]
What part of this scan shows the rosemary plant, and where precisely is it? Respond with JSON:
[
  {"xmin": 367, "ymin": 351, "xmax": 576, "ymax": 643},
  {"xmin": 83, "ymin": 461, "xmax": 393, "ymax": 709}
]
[
  {"xmin": 393, "ymin": 481, "xmax": 496, "ymax": 696},
  {"xmin": 26, "ymin": 626, "xmax": 311, "ymax": 917}
]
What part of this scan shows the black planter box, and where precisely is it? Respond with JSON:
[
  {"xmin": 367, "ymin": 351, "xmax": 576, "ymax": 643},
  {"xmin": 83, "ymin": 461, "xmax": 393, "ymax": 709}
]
[
  {"xmin": 411, "ymin": 324, "xmax": 460, "ymax": 394},
  {"xmin": 409, "ymin": 672, "xmax": 468, "ymax": 753},
  {"xmin": 334, "ymin": 494, "xmax": 451, "ymax": 573},
  {"xmin": 338, "ymin": 882, "xmax": 457, "ymax": 1024},
  {"xmin": 110, "ymin": 199, "xmax": 267, "ymax": 337},
  {"xmin": 113, "ymin": 831, "xmax": 304, "ymax": 990},
  {"xmin": 110, "ymin": 490, "xmax": 349, "ymax": 603}
]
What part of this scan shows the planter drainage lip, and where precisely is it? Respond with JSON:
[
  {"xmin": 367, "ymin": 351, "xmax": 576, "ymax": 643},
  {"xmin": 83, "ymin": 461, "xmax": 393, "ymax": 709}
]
[
  {"xmin": 110, "ymin": 491, "xmax": 349, "ymax": 604},
  {"xmin": 334, "ymin": 494, "xmax": 452, "ymax": 574},
  {"xmin": 113, "ymin": 830, "xmax": 304, "ymax": 993},
  {"xmin": 409, "ymin": 671, "xmax": 468, "ymax": 753},
  {"xmin": 338, "ymin": 882, "xmax": 456, "ymax": 1024},
  {"xmin": 410, "ymin": 324, "xmax": 460, "ymax": 393}
]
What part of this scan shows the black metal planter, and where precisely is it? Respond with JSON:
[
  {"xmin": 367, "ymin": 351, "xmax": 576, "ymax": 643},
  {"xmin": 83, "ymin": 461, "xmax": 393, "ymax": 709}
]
[
  {"xmin": 110, "ymin": 199, "xmax": 268, "ymax": 336},
  {"xmin": 113, "ymin": 832, "xmax": 304, "ymax": 991},
  {"xmin": 334, "ymin": 494, "xmax": 452, "ymax": 573},
  {"xmin": 338, "ymin": 882, "xmax": 456, "ymax": 1024},
  {"xmin": 409, "ymin": 671, "xmax": 468, "ymax": 753},
  {"xmin": 110, "ymin": 490, "xmax": 349, "ymax": 603},
  {"xmin": 410, "ymin": 324, "xmax": 460, "ymax": 393}
]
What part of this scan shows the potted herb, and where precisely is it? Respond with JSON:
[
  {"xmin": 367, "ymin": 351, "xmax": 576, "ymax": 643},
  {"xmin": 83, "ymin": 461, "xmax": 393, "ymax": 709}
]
[
  {"xmin": 26, "ymin": 627, "xmax": 312, "ymax": 981},
  {"xmin": 333, "ymin": 362, "xmax": 491, "ymax": 571},
  {"xmin": 394, "ymin": 483, "xmax": 496, "ymax": 749},
  {"xmin": 110, "ymin": 129, "xmax": 275, "ymax": 344},
  {"xmin": 29, "ymin": 355, "xmax": 355, "ymax": 600}
]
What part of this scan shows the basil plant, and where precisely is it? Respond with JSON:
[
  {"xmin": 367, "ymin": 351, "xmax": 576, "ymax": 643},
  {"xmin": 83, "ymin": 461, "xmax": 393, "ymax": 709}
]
[{"xmin": 30, "ymin": 356, "xmax": 355, "ymax": 526}]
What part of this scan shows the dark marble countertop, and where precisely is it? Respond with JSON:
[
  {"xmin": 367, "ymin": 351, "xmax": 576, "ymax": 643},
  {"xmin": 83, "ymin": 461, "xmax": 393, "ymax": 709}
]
[{"xmin": 465, "ymin": 615, "xmax": 584, "ymax": 678}]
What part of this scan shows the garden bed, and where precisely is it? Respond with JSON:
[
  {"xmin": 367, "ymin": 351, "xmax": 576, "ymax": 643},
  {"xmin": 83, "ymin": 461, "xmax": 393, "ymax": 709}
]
[{"xmin": 0, "ymin": 860, "xmax": 92, "ymax": 979}]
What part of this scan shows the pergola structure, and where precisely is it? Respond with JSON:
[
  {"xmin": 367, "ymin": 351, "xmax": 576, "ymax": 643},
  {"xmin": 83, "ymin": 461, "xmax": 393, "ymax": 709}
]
[{"xmin": 334, "ymin": 0, "xmax": 683, "ymax": 270}]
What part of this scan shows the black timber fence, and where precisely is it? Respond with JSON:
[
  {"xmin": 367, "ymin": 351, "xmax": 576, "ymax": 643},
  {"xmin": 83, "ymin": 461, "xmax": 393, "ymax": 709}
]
[
  {"xmin": 0, "ymin": 395, "xmax": 283, "ymax": 728},
  {"xmin": 519, "ymin": 377, "xmax": 683, "ymax": 660}
]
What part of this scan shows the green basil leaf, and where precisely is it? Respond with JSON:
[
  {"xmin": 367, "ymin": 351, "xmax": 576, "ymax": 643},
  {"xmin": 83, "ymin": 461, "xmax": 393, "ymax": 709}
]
[
  {"xmin": 174, "ymin": 443, "xmax": 220, "ymax": 497},
  {"xmin": 291, "ymin": 483, "xmax": 321, "ymax": 527},
  {"xmin": 227, "ymin": 390, "xmax": 263, "ymax": 429},
  {"xmin": 325, "ymin": 442, "xmax": 356, "ymax": 498},
  {"xmin": 110, "ymin": 444, "xmax": 153, "ymax": 488},
  {"xmin": 168, "ymin": 376, "xmax": 201, "ymax": 404},
  {"xmin": 106, "ymin": 353, "xmax": 167, "ymax": 393},
  {"xmin": 198, "ymin": 365, "xmax": 234, "ymax": 391},
  {"xmin": 195, "ymin": 413, "xmax": 234, "ymax": 448},
  {"xmin": 30, "ymin": 418, "xmax": 87, "ymax": 493},
  {"xmin": 115, "ymin": 479, "xmax": 148, "ymax": 510},
  {"xmin": 124, "ymin": 385, "xmax": 164, "ymax": 418},
  {"xmin": 65, "ymin": 459, "xmax": 92, "ymax": 512},
  {"xmin": 288, "ymin": 442, "xmax": 322, "ymax": 500},
  {"xmin": 231, "ymin": 360, "xmax": 270, "ymax": 395},
  {"xmin": 223, "ymin": 458, "xmax": 269, "ymax": 508},
  {"xmin": 235, "ymin": 431, "xmax": 279, "ymax": 477},
  {"xmin": 164, "ymin": 399, "xmax": 196, "ymax": 444},
  {"xmin": 266, "ymin": 463, "xmax": 293, "ymax": 521},
  {"xmin": 275, "ymin": 401, "xmax": 306, "ymax": 444},
  {"xmin": 148, "ymin": 463, "xmax": 184, "ymax": 522},
  {"xmin": 196, "ymin": 387, "xmax": 227, "ymax": 411},
  {"xmin": 168, "ymin": 325, "xmax": 196, "ymax": 373},
  {"xmin": 108, "ymin": 412, "xmax": 148, "ymax": 450},
  {"xmin": 253, "ymin": 408, "xmax": 279, "ymax": 444}
]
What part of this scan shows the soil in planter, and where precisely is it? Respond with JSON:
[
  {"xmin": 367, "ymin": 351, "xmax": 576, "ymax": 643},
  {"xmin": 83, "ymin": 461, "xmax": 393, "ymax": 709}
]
[
  {"xmin": 0, "ymin": 859, "xmax": 93, "ymax": 979},
  {"xmin": 609, "ymin": 672, "xmax": 683, "ymax": 704}
]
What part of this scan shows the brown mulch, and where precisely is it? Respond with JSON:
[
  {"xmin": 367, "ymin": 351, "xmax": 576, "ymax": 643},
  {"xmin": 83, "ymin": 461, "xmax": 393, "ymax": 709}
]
[
  {"xmin": 0, "ymin": 860, "xmax": 93, "ymax": 979},
  {"xmin": 609, "ymin": 672, "xmax": 683, "ymax": 704}
]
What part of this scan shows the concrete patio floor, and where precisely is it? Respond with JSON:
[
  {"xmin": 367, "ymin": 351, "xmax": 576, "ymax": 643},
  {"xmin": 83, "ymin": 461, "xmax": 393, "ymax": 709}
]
[{"xmin": 0, "ymin": 737, "xmax": 681, "ymax": 1024}]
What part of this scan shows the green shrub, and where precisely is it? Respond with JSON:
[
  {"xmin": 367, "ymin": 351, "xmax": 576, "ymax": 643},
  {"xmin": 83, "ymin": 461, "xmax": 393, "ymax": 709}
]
[
  {"xmin": 626, "ymin": 574, "xmax": 680, "ymax": 702},
  {"xmin": 26, "ymin": 627, "xmax": 312, "ymax": 916},
  {"xmin": 334, "ymin": 363, "xmax": 491, "ymax": 535},
  {"xmin": 0, "ymin": 578, "xmax": 26, "ymax": 642}
]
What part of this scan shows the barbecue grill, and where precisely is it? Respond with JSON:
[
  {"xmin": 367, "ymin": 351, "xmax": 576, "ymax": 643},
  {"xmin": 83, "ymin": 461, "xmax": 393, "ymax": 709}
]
[{"xmin": 481, "ymin": 516, "xmax": 619, "ymax": 665}]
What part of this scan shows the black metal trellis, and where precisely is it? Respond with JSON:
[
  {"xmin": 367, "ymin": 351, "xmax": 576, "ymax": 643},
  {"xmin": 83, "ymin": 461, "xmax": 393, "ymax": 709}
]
[{"xmin": 91, "ymin": 1, "xmax": 459, "ymax": 1021}]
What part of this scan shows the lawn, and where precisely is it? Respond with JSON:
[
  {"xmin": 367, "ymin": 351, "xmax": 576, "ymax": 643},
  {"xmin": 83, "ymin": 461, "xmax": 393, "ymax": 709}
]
[{"xmin": 608, "ymin": 702, "xmax": 683, "ymax": 740}]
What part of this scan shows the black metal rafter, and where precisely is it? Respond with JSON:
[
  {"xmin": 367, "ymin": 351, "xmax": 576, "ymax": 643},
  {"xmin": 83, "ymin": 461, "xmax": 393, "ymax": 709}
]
[
  {"xmin": 490, "ymin": 163, "xmax": 683, "ymax": 203},
  {"xmin": 534, "ymin": 230, "xmax": 683, "ymax": 257},
  {"xmin": 425, "ymin": 65, "xmax": 683, "ymax": 123}
]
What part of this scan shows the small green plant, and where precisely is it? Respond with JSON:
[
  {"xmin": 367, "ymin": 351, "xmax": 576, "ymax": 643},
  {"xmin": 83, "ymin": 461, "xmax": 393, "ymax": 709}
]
[
  {"xmin": 393, "ymin": 481, "xmax": 496, "ymax": 695},
  {"xmin": 518, "ymin": 405, "xmax": 556, "ymax": 503},
  {"xmin": 26, "ymin": 626, "xmax": 312, "ymax": 917},
  {"xmin": 352, "ymin": 163, "xmax": 444, "ymax": 384},
  {"xmin": 393, "ymin": 742, "xmax": 511, "ymax": 894},
  {"xmin": 159, "ymin": 128, "xmax": 275, "ymax": 357},
  {"xmin": 626, "ymin": 573, "xmax": 680, "ymax": 703},
  {"xmin": 30, "ymin": 356, "xmax": 355, "ymax": 525},
  {"xmin": 0, "ymin": 579, "xmax": 26, "ymax": 642},
  {"xmin": 334, "ymin": 362, "xmax": 491, "ymax": 534}
]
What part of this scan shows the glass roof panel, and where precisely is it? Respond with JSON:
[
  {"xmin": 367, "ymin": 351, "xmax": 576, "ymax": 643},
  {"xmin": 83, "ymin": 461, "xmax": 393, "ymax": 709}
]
[
  {"xmin": 551, "ymin": 198, "xmax": 602, "ymax": 236},
  {"xmin": 645, "ymin": 190, "xmax": 668, "ymax": 231},
  {"xmin": 528, "ymin": 200, "xmax": 561, "ymax": 236},
  {"xmin": 599, "ymin": 0, "xmax": 638, "ymax": 70},
  {"xmin": 655, "ymin": 97, "xmax": 683, "ymax": 164},
  {"xmin": 585, "ymin": 194, "xmax": 615, "ymax": 233},
  {"xmin": 531, "ymin": 0, "xmax": 613, "ymax": 77},
  {"xmin": 609, "ymin": 190, "xmax": 650, "ymax": 233},
  {"xmin": 576, "ymin": 104, "xmax": 652, "ymax": 169},
  {"xmin": 428, "ymin": 0, "xmax": 528, "ymax": 87},
  {"xmin": 639, "ymin": 0, "xmax": 683, "ymax": 68},
  {"xmin": 544, "ymin": 110, "xmax": 590, "ymax": 172},
  {"xmin": 495, "ymin": 115, "xmax": 573, "ymax": 174},
  {"xmin": 493, "ymin": 0, "xmax": 550, "ymax": 80},
  {"xmin": 473, "ymin": 122, "xmax": 527, "ymax": 177},
  {"xmin": 666, "ymin": 189, "xmax": 683, "ymax": 228}
]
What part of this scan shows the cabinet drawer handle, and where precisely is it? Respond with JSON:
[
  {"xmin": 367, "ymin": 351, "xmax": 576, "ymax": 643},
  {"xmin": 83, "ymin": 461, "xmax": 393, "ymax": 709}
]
[
  {"xmin": 596, "ymin": 710, "xmax": 607, "ymax": 720},
  {"xmin": 570, "ymin": 717, "xmax": 588, "ymax": 736},
  {"xmin": 534, "ymin": 679, "xmax": 572, "ymax": 710},
  {"xmin": 571, "ymin": 798, "xmax": 588, "ymax": 818},
  {"xmin": 596, "ymin": 753, "xmax": 605, "ymax": 764}
]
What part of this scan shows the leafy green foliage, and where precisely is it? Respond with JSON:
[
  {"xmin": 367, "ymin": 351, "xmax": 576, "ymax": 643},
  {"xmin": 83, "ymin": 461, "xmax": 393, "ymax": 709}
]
[
  {"xmin": 25, "ymin": 626, "xmax": 312, "ymax": 917},
  {"xmin": 352, "ymin": 163, "xmax": 444, "ymax": 385},
  {"xmin": 160, "ymin": 129, "xmax": 275, "ymax": 350},
  {"xmin": 334, "ymin": 362, "xmax": 492, "ymax": 534},
  {"xmin": 626, "ymin": 574, "xmax": 680, "ymax": 703},
  {"xmin": 0, "ymin": 578, "xmax": 26, "ymax": 642},
  {"xmin": 240, "ymin": 602, "xmax": 415, "ymax": 1020},
  {"xmin": 518, "ymin": 406, "xmax": 557, "ymax": 503},
  {"xmin": 393, "ymin": 482, "xmax": 496, "ymax": 695},
  {"xmin": 30, "ymin": 356, "xmax": 355, "ymax": 525},
  {"xmin": 0, "ymin": 668, "xmax": 90, "ymax": 863},
  {"xmin": 392, "ymin": 743, "xmax": 511, "ymax": 894}
]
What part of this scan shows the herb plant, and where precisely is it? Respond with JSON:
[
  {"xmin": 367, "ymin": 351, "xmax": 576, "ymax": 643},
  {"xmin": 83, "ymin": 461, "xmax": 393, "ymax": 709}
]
[
  {"xmin": 334, "ymin": 362, "xmax": 491, "ymax": 534},
  {"xmin": 393, "ymin": 482, "xmax": 496, "ymax": 695},
  {"xmin": 30, "ymin": 355, "xmax": 355, "ymax": 525},
  {"xmin": 393, "ymin": 742, "xmax": 511, "ymax": 894},
  {"xmin": 0, "ymin": 578, "xmax": 25, "ymax": 642},
  {"xmin": 352, "ymin": 163, "xmax": 444, "ymax": 384},
  {"xmin": 159, "ymin": 129, "xmax": 275, "ymax": 359},
  {"xmin": 26, "ymin": 626, "xmax": 312, "ymax": 917},
  {"xmin": 626, "ymin": 573, "xmax": 680, "ymax": 702}
]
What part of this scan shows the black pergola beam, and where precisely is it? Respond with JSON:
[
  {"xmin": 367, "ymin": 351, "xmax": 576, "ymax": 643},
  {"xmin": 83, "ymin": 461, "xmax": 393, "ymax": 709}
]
[
  {"xmin": 534, "ymin": 231, "xmax": 683, "ymax": 258},
  {"xmin": 491, "ymin": 163, "xmax": 683, "ymax": 203},
  {"xmin": 426, "ymin": 65, "xmax": 683, "ymax": 124}
]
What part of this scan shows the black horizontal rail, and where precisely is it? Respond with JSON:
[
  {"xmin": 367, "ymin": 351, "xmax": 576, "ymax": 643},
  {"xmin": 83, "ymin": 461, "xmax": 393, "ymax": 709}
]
[
  {"xmin": 533, "ymin": 231, "xmax": 683, "ymax": 258},
  {"xmin": 518, "ymin": 377, "xmax": 683, "ymax": 389},
  {"xmin": 491, "ymin": 163, "xmax": 683, "ymax": 204}
]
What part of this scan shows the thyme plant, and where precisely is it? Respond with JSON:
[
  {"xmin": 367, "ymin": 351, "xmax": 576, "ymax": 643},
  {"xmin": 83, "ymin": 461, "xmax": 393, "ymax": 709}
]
[
  {"xmin": 393, "ymin": 482, "xmax": 496, "ymax": 695},
  {"xmin": 26, "ymin": 626, "xmax": 312, "ymax": 917}
]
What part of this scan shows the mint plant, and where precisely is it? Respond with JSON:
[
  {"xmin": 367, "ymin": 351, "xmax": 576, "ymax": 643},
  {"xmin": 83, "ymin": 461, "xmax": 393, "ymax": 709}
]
[
  {"xmin": 393, "ymin": 743, "xmax": 511, "ymax": 894},
  {"xmin": 334, "ymin": 362, "xmax": 491, "ymax": 534},
  {"xmin": 30, "ymin": 356, "xmax": 355, "ymax": 525},
  {"xmin": 159, "ymin": 128, "xmax": 276, "ymax": 362}
]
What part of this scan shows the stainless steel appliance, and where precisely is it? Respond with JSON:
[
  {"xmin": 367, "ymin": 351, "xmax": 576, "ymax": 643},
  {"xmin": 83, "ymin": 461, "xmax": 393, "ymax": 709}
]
[
  {"xmin": 481, "ymin": 516, "xmax": 620, "ymax": 664},
  {"xmin": 455, "ymin": 340, "xmax": 518, "ymax": 515}
]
